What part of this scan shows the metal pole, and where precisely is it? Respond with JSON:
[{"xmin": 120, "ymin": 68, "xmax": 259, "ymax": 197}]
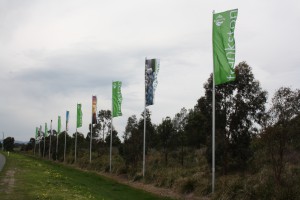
[
  {"xmin": 64, "ymin": 130, "xmax": 66, "ymax": 162},
  {"xmin": 75, "ymin": 127, "xmax": 77, "ymax": 163},
  {"xmin": 39, "ymin": 138, "xmax": 41, "ymax": 157},
  {"xmin": 143, "ymin": 104, "xmax": 146, "ymax": 177},
  {"xmin": 39, "ymin": 126, "xmax": 42, "ymax": 157},
  {"xmin": 64, "ymin": 112, "xmax": 68, "ymax": 163},
  {"xmin": 212, "ymin": 76, "xmax": 216, "ymax": 193},
  {"xmin": 56, "ymin": 127, "xmax": 59, "ymax": 161},
  {"xmin": 49, "ymin": 120, "xmax": 52, "ymax": 159},
  {"xmin": 2, "ymin": 132, "xmax": 4, "ymax": 151},
  {"xmin": 43, "ymin": 130, "xmax": 45, "ymax": 158},
  {"xmin": 75, "ymin": 103, "xmax": 78, "ymax": 163},
  {"xmin": 143, "ymin": 57, "xmax": 146, "ymax": 177},
  {"xmin": 34, "ymin": 141, "xmax": 36, "ymax": 155},
  {"xmin": 43, "ymin": 123, "xmax": 47, "ymax": 158},
  {"xmin": 110, "ymin": 82, "xmax": 113, "ymax": 172},
  {"xmin": 90, "ymin": 96, "xmax": 93, "ymax": 163},
  {"xmin": 212, "ymin": 10, "xmax": 216, "ymax": 193}
]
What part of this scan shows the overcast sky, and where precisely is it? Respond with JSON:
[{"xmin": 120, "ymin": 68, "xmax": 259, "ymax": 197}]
[{"xmin": 1, "ymin": 0, "xmax": 300, "ymax": 142}]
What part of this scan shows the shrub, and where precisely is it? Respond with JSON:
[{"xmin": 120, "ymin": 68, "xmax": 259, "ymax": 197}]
[{"xmin": 181, "ymin": 178, "xmax": 196, "ymax": 194}]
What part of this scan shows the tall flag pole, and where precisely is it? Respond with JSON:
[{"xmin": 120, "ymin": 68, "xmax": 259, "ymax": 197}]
[
  {"xmin": 56, "ymin": 116, "xmax": 61, "ymax": 160},
  {"xmin": 2, "ymin": 132, "xmax": 4, "ymax": 151},
  {"xmin": 64, "ymin": 111, "xmax": 69, "ymax": 162},
  {"xmin": 110, "ymin": 81, "xmax": 122, "ymax": 172},
  {"xmin": 34, "ymin": 127, "xmax": 38, "ymax": 155},
  {"xmin": 212, "ymin": 10, "xmax": 216, "ymax": 191},
  {"xmin": 49, "ymin": 120, "xmax": 52, "ymax": 160},
  {"xmin": 39, "ymin": 125, "xmax": 42, "ymax": 157},
  {"xmin": 75, "ymin": 103, "xmax": 82, "ymax": 163},
  {"xmin": 144, "ymin": 58, "xmax": 160, "ymax": 177},
  {"xmin": 143, "ymin": 57, "xmax": 147, "ymax": 178},
  {"xmin": 212, "ymin": 9, "xmax": 238, "ymax": 193},
  {"xmin": 90, "ymin": 96, "xmax": 97, "ymax": 163},
  {"xmin": 43, "ymin": 123, "xmax": 48, "ymax": 158}
]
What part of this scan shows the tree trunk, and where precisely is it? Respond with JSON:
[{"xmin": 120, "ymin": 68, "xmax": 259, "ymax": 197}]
[
  {"xmin": 164, "ymin": 147, "xmax": 168, "ymax": 166},
  {"xmin": 181, "ymin": 140, "xmax": 184, "ymax": 167}
]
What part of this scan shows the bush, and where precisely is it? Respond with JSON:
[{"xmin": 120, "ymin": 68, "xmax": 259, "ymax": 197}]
[{"xmin": 180, "ymin": 178, "xmax": 196, "ymax": 194}]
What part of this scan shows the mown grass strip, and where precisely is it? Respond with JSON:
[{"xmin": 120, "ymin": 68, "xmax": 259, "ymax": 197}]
[{"xmin": 0, "ymin": 152, "xmax": 173, "ymax": 200}]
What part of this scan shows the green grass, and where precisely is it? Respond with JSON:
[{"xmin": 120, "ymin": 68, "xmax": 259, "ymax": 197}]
[{"xmin": 0, "ymin": 152, "xmax": 173, "ymax": 200}]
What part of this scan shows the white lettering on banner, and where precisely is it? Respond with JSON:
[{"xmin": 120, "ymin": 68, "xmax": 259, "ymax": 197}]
[
  {"xmin": 227, "ymin": 31, "xmax": 234, "ymax": 43},
  {"xmin": 225, "ymin": 43, "xmax": 235, "ymax": 51},
  {"xmin": 230, "ymin": 10, "xmax": 238, "ymax": 19},
  {"xmin": 230, "ymin": 21, "xmax": 236, "ymax": 29},
  {"xmin": 226, "ymin": 51, "xmax": 235, "ymax": 60},
  {"xmin": 225, "ymin": 10, "xmax": 237, "ymax": 72},
  {"xmin": 229, "ymin": 61, "xmax": 235, "ymax": 69}
]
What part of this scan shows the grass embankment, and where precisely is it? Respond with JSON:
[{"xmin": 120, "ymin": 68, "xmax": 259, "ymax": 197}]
[{"xmin": 0, "ymin": 152, "xmax": 173, "ymax": 200}]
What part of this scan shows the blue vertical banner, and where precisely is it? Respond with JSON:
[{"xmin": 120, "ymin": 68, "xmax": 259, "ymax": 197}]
[
  {"xmin": 145, "ymin": 59, "xmax": 160, "ymax": 106},
  {"xmin": 66, "ymin": 111, "xmax": 69, "ymax": 131}
]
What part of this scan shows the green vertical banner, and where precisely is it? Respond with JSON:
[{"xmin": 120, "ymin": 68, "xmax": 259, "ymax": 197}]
[
  {"xmin": 58, "ymin": 116, "xmax": 61, "ymax": 134},
  {"xmin": 112, "ymin": 81, "xmax": 122, "ymax": 117},
  {"xmin": 45, "ymin": 123, "xmax": 48, "ymax": 137},
  {"xmin": 77, "ymin": 104, "xmax": 82, "ymax": 128},
  {"xmin": 213, "ymin": 9, "xmax": 238, "ymax": 85},
  {"xmin": 35, "ymin": 127, "xmax": 38, "ymax": 139}
]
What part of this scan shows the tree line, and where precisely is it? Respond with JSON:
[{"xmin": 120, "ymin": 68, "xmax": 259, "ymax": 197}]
[{"xmin": 19, "ymin": 61, "xmax": 300, "ymax": 190}]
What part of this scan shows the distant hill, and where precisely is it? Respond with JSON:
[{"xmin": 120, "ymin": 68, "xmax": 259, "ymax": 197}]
[{"xmin": 14, "ymin": 140, "xmax": 27, "ymax": 144}]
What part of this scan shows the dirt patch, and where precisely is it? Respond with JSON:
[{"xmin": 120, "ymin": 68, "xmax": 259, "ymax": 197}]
[
  {"xmin": 98, "ymin": 172, "xmax": 209, "ymax": 200},
  {"xmin": 0, "ymin": 169, "xmax": 15, "ymax": 194},
  {"xmin": 61, "ymin": 162, "xmax": 211, "ymax": 200}
]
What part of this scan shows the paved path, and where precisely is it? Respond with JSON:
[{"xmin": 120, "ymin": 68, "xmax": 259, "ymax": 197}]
[{"xmin": 0, "ymin": 153, "xmax": 6, "ymax": 172}]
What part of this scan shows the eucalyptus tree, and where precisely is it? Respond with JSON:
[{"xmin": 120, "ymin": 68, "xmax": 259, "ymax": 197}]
[
  {"xmin": 157, "ymin": 116, "xmax": 175, "ymax": 166},
  {"xmin": 198, "ymin": 62, "xmax": 267, "ymax": 173},
  {"xmin": 173, "ymin": 107, "xmax": 188, "ymax": 166},
  {"xmin": 98, "ymin": 110, "xmax": 112, "ymax": 142},
  {"xmin": 120, "ymin": 115, "xmax": 141, "ymax": 168},
  {"xmin": 262, "ymin": 87, "xmax": 300, "ymax": 185}
]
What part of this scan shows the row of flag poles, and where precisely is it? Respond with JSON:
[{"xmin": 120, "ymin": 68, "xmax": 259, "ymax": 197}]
[
  {"xmin": 34, "ymin": 60, "xmax": 160, "ymax": 173},
  {"xmin": 34, "ymin": 8, "xmax": 237, "ymax": 193}
]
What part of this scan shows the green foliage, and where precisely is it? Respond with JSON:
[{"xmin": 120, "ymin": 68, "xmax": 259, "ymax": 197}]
[
  {"xmin": 185, "ymin": 109, "xmax": 207, "ymax": 148},
  {"xmin": 55, "ymin": 132, "xmax": 73, "ymax": 161},
  {"xmin": 138, "ymin": 109, "xmax": 157, "ymax": 150},
  {"xmin": 120, "ymin": 128, "xmax": 142, "ymax": 169},
  {"xmin": 172, "ymin": 108, "xmax": 188, "ymax": 166},
  {"xmin": 199, "ymin": 62, "xmax": 267, "ymax": 173},
  {"xmin": 3, "ymin": 137, "xmax": 14, "ymax": 151},
  {"xmin": 98, "ymin": 110, "xmax": 112, "ymax": 142},
  {"xmin": 120, "ymin": 110, "xmax": 157, "ymax": 170},
  {"xmin": 157, "ymin": 117, "xmax": 176, "ymax": 166},
  {"xmin": 261, "ymin": 87, "xmax": 300, "ymax": 185},
  {"xmin": 119, "ymin": 115, "xmax": 142, "ymax": 169},
  {"xmin": 28, "ymin": 138, "xmax": 35, "ymax": 150},
  {"xmin": 105, "ymin": 130, "xmax": 121, "ymax": 147},
  {"xmin": 212, "ymin": 165, "xmax": 300, "ymax": 200}
]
